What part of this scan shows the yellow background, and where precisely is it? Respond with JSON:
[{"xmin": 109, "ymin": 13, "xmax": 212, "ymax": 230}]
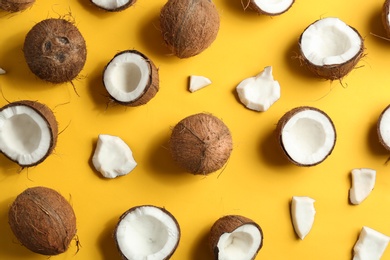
[{"xmin": 1, "ymin": 0, "xmax": 390, "ymax": 259}]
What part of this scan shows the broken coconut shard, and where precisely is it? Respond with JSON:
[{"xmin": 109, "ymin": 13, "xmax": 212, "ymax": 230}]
[
  {"xmin": 90, "ymin": 0, "xmax": 136, "ymax": 12},
  {"xmin": 246, "ymin": 0, "xmax": 294, "ymax": 15},
  {"xmin": 236, "ymin": 66, "xmax": 280, "ymax": 112},
  {"xmin": 382, "ymin": 0, "xmax": 390, "ymax": 38},
  {"xmin": 349, "ymin": 168, "xmax": 376, "ymax": 205},
  {"xmin": 209, "ymin": 215, "xmax": 263, "ymax": 260},
  {"xmin": 377, "ymin": 104, "xmax": 390, "ymax": 151},
  {"xmin": 103, "ymin": 50, "xmax": 159, "ymax": 106},
  {"xmin": 114, "ymin": 205, "xmax": 180, "ymax": 260},
  {"xmin": 0, "ymin": 100, "xmax": 58, "ymax": 167},
  {"xmin": 353, "ymin": 226, "xmax": 390, "ymax": 260},
  {"xmin": 189, "ymin": 75, "xmax": 211, "ymax": 92},
  {"xmin": 290, "ymin": 196, "xmax": 316, "ymax": 240},
  {"xmin": 299, "ymin": 17, "xmax": 364, "ymax": 80},
  {"xmin": 0, "ymin": 68, "xmax": 5, "ymax": 74},
  {"xmin": 276, "ymin": 106, "xmax": 336, "ymax": 167}
]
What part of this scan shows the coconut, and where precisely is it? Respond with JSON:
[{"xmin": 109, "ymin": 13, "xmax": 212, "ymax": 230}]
[
  {"xmin": 103, "ymin": 50, "xmax": 159, "ymax": 106},
  {"xmin": 160, "ymin": 0, "xmax": 220, "ymax": 58},
  {"xmin": 377, "ymin": 104, "xmax": 390, "ymax": 151},
  {"xmin": 246, "ymin": 0, "xmax": 294, "ymax": 15},
  {"xmin": 169, "ymin": 113, "xmax": 233, "ymax": 175},
  {"xmin": 383, "ymin": 0, "xmax": 390, "ymax": 38},
  {"xmin": 276, "ymin": 106, "xmax": 336, "ymax": 166},
  {"xmin": 8, "ymin": 186, "xmax": 77, "ymax": 255},
  {"xmin": 90, "ymin": 0, "xmax": 136, "ymax": 12},
  {"xmin": 114, "ymin": 205, "xmax": 180, "ymax": 260},
  {"xmin": 209, "ymin": 215, "xmax": 263, "ymax": 260},
  {"xmin": 299, "ymin": 17, "xmax": 364, "ymax": 80},
  {"xmin": 0, "ymin": 100, "xmax": 58, "ymax": 167},
  {"xmin": 0, "ymin": 0, "xmax": 35, "ymax": 12},
  {"xmin": 23, "ymin": 18, "xmax": 87, "ymax": 84}
]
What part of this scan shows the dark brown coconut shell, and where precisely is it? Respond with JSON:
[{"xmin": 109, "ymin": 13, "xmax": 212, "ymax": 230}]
[
  {"xmin": 0, "ymin": 100, "xmax": 58, "ymax": 167},
  {"xmin": 103, "ymin": 50, "xmax": 159, "ymax": 106},
  {"xmin": 8, "ymin": 186, "xmax": 77, "ymax": 255},
  {"xmin": 377, "ymin": 104, "xmax": 390, "ymax": 151},
  {"xmin": 90, "ymin": 0, "xmax": 136, "ymax": 12},
  {"xmin": 382, "ymin": 0, "xmax": 390, "ymax": 38},
  {"xmin": 276, "ymin": 106, "xmax": 336, "ymax": 167},
  {"xmin": 209, "ymin": 215, "xmax": 263, "ymax": 260},
  {"xmin": 23, "ymin": 18, "xmax": 87, "ymax": 84},
  {"xmin": 170, "ymin": 113, "xmax": 233, "ymax": 175},
  {"xmin": 298, "ymin": 21, "xmax": 364, "ymax": 80},
  {"xmin": 0, "ymin": 0, "xmax": 35, "ymax": 12},
  {"xmin": 160, "ymin": 0, "xmax": 220, "ymax": 58},
  {"xmin": 247, "ymin": 0, "xmax": 294, "ymax": 15}
]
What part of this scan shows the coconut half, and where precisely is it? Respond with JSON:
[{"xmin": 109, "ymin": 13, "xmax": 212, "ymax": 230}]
[
  {"xmin": 0, "ymin": 0, "xmax": 35, "ymax": 12},
  {"xmin": 90, "ymin": 0, "xmax": 136, "ymax": 12},
  {"xmin": 0, "ymin": 100, "xmax": 57, "ymax": 167},
  {"xmin": 382, "ymin": 0, "xmax": 390, "ymax": 38},
  {"xmin": 377, "ymin": 104, "xmax": 390, "ymax": 151},
  {"xmin": 246, "ymin": 0, "xmax": 294, "ymax": 15},
  {"xmin": 114, "ymin": 205, "xmax": 180, "ymax": 260},
  {"xmin": 209, "ymin": 215, "xmax": 263, "ymax": 260},
  {"xmin": 103, "ymin": 50, "xmax": 159, "ymax": 106},
  {"xmin": 276, "ymin": 106, "xmax": 336, "ymax": 166},
  {"xmin": 299, "ymin": 17, "xmax": 364, "ymax": 80},
  {"xmin": 353, "ymin": 226, "xmax": 390, "ymax": 260}
]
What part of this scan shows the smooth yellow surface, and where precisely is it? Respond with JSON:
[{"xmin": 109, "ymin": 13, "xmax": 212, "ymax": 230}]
[{"xmin": 1, "ymin": 0, "xmax": 390, "ymax": 259}]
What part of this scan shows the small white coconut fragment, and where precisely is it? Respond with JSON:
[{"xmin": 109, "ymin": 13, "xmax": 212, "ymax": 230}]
[
  {"xmin": 0, "ymin": 68, "xmax": 5, "ymax": 75},
  {"xmin": 353, "ymin": 226, "xmax": 390, "ymax": 260},
  {"xmin": 189, "ymin": 75, "xmax": 211, "ymax": 92},
  {"xmin": 349, "ymin": 168, "xmax": 376, "ymax": 205},
  {"xmin": 92, "ymin": 134, "xmax": 137, "ymax": 178},
  {"xmin": 291, "ymin": 196, "xmax": 316, "ymax": 240},
  {"xmin": 236, "ymin": 66, "xmax": 280, "ymax": 112}
]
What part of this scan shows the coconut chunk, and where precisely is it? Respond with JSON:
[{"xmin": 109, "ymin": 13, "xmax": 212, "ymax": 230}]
[
  {"xmin": 291, "ymin": 196, "xmax": 316, "ymax": 240},
  {"xmin": 248, "ymin": 0, "xmax": 294, "ymax": 15},
  {"xmin": 91, "ymin": 0, "xmax": 136, "ymax": 12},
  {"xmin": 353, "ymin": 226, "xmax": 390, "ymax": 260},
  {"xmin": 92, "ymin": 134, "xmax": 137, "ymax": 178},
  {"xmin": 349, "ymin": 168, "xmax": 376, "ymax": 205},
  {"xmin": 189, "ymin": 75, "xmax": 211, "ymax": 92},
  {"xmin": 236, "ymin": 66, "xmax": 280, "ymax": 112},
  {"xmin": 382, "ymin": 0, "xmax": 390, "ymax": 38},
  {"xmin": 0, "ymin": 68, "xmax": 5, "ymax": 75},
  {"xmin": 377, "ymin": 105, "xmax": 390, "ymax": 151}
]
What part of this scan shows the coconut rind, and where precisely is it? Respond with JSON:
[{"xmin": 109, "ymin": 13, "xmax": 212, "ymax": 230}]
[
  {"xmin": 382, "ymin": 0, "xmax": 390, "ymax": 38},
  {"xmin": 90, "ymin": 0, "xmax": 136, "ymax": 12},
  {"xmin": 248, "ymin": 0, "xmax": 294, "ymax": 15},
  {"xmin": 0, "ymin": 0, "xmax": 35, "ymax": 12},
  {"xmin": 377, "ymin": 104, "xmax": 390, "ymax": 151}
]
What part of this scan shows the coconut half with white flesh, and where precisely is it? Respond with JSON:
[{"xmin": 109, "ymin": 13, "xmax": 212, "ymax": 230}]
[
  {"xmin": 290, "ymin": 196, "xmax": 316, "ymax": 240},
  {"xmin": 246, "ymin": 0, "xmax": 294, "ymax": 15},
  {"xmin": 382, "ymin": 0, "xmax": 390, "ymax": 38},
  {"xmin": 114, "ymin": 205, "xmax": 180, "ymax": 260},
  {"xmin": 103, "ymin": 50, "xmax": 159, "ymax": 106},
  {"xmin": 353, "ymin": 226, "xmax": 390, "ymax": 260},
  {"xmin": 90, "ymin": 0, "xmax": 136, "ymax": 12},
  {"xmin": 299, "ymin": 17, "xmax": 364, "ymax": 80},
  {"xmin": 349, "ymin": 168, "xmax": 376, "ymax": 205},
  {"xmin": 377, "ymin": 104, "xmax": 390, "ymax": 151},
  {"xmin": 276, "ymin": 106, "xmax": 336, "ymax": 166},
  {"xmin": 0, "ymin": 100, "xmax": 57, "ymax": 167},
  {"xmin": 209, "ymin": 215, "xmax": 263, "ymax": 260}
]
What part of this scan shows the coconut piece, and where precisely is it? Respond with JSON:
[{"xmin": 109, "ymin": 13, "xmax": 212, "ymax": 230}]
[
  {"xmin": 160, "ymin": 0, "xmax": 220, "ymax": 58},
  {"xmin": 0, "ymin": 0, "xmax": 35, "ymax": 12},
  {"xmin": 353, "ymin": 226, "xmax": 390, "ymax": 260},
  {"xmin": 349, "ymin": 168, "xmax": 376, "ymax": 205},
  {"xmin": 90, "ymin": 0, "xmax": 136, "ymax": 12},
  {"xmin": 209, "ymin": 215, "xmax": 263, "ymax": 260},
  {"xmin": 299, "ymin": 17, "xmax": 364, "ymax": 80},
  {"xmin": 0, "ymin": 67, "xmax": 5, "ymax": 74},
  {"xmin": 382, "ymin": 0, "xmax": 390, "ymax": 38},
  {"xmin": 103, "ymin": 50, "xmax": 159, "ymax": 106},
  {"xmin": 276, "ymin": 106, "xmax": 336, "ymax": 166},
  {"xmin": 246, "ymin": 0, "xmax": 294, "ymax": 15},
  {"xmin": 377, "ymin": 104, "xmax": 390, "ymax": 151},
  {"xmin": 114, "ymin": 205, "xmax": 180, "ymax": 260},
  {"xmin": 169, "ymin": 113, "xmax": 233, "ymax": 175},
  {"xmin": 23, "ymin": 18, "xmax": 87, "ymax": 84},
  {"xmin": 8, "ymin": 186, "xmax": 77, "ymax": 255},
  {"xmin": 290, "ymin": 196, "xmax": 316, "ymax": 240},
  {"xmin": 0, "ymin": 100, "xmax": 58, "ymax": 167},
  {"xmin": 92, "ymin": 134, "xmax": 137, "ymax": 178},
  {"xmin": 236, "ymin": 66, "xmax": 280, "ymax": 112},
  {"xmin": 189, "ymin": 75, "xmax": 211, "ymax": 92}
]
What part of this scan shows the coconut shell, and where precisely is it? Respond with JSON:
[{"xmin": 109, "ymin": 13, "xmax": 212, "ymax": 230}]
[
  {"xmin": 90, "ymin": 0, "xmax": 136, "ymax": 12},
  {"xmin": 23, "ymin": 18, "xmax": 87, "ymax": 84},
  {"xmin": 247, "ymin": 0, "xmax": 294, "ymax": 15},
  {"xmin": 160, "ymin": 0, "xmax": 220, "ymax": 58},
  {"xmin": 0, "ymin": 0, "xmax": 35, "ymax": 12},
  {"xmin": 8, "ymin": 186, "xmax": 77, "ymax": 255},
  {"xmin": 377, "ymin": 104, "xmax": 390, "ymax": 151},
  {"xmin": 383, "ymin": 0, "xmax": 390, "ymax": 38},
  {"xmin": 209, "ymin": 215, "xmax": 263, "ymax": 260},
  {"xmin": 169, "ymin": 113, "xmax": 232, "ymax": 175}
]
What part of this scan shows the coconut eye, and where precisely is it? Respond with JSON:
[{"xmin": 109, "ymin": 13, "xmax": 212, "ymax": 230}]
[{"xmin": 56, "ymin": 36, "xmax": 70, "ymax": 45}]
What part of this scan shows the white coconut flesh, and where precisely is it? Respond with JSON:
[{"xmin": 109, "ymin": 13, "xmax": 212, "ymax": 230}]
[
  {"xmin": 216, "ymin": 224, "xmax": 262, "ymax": 260},
  {"xmin": 104, "ymin": 52, "xmax": 151, "ymax": 103},
  {"xmin": 300, "ymin": 17, "xmax": 362, "ymax": 66},
  {"xmin": 189, "ymin": 75, "xmax": 211, "ymax": 92},
  {"xmin": 291, "ymin": 196, "xmax": 316, "ymax": 240},
  {"xmin": 353, "ymin": 226, "xmax": 390, "ymax": 260},
  {"xmin": 378, "ymin": 106, "xmax": 390, "ymax": 149},
  {"xmin": 91, "ymin": 0, "xmax": 130, "ymax": 10},
  {"xmin": 0, "ymin": 67, "xmax": 5, "ymax": 75},
  {"xmin": 0, "ymin": 105, "xmax": 51, "ymax": 165},
  {"xmin": 252, "ymin": 0, "xmax": 294, "ymax": 14},
  {"xmin": 349, "ymin": 168, "xmax": 376, "ymax": 205},
  {"xmin": 281, "ymin": 109, "xmax": 335, "ymax": 165},
  {"xmin": 116, "ymin": 206, "xmax": 180, "ymax": 260}
]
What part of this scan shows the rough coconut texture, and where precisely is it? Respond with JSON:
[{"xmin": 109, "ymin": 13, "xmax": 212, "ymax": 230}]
[
  {"xmin": 103, "ymin": 50, "xmax": 159, "ymax": 106},
  {"xmin": 247, "ymin": 0, "xmax": 294, "ymax": 15},
  {"xmin": 0, "ymin": 0, "xmax": 35, "ymax": 12},
  {"xmin": 209, "ymin": 215, "xmax": 263, "ymax": 260},
  {"xmin": 377, "ymin": 104, "xmax": 390, "ymax": 151},
  {"xmin": 299, "ymin": 17, "xmax": 364, "ymax": 80},
  {"xmin": 0, "ymin": 100, "xmax": 58, "ymax": 167},
  {"xmin": 24, "ymin": 18, "xmax": 87, "ymax": 84},
  {"xmin": 8, "ymin": 186, "xmax": 77, "ymax": 255},
  {"xmin": 169, "ymin": 113, "xmax": 233, "ymax": 175},
  {"xmin": 382, "ymin": 0, "xmax": 390, "ymax": 38},
  {"xmin": 90, "ymin": 0, "xmax": 136, "ymax": 12},
  {"xmin": 160, "ymin": 0, "xmax": 220, "ymax": 58}
]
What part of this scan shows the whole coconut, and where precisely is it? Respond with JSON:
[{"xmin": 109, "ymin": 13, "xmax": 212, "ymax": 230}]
[
  {"xmin": 8, "ymin": 186, "xmax": 77, "ymax": 255},
  {"xmin": 23, "ymin": 18, "xmax": 87, "ymax": 84},
  {"xmin": 160, "ymin": 0, "xmax": 220, "ymax": 58},
  {"xmin": 170, "ymin": 113, "xmax": 232, "ymax": 174},
  {"xmin": 0, "ymin": 0, "xmax": 35, "ymax": 12}
]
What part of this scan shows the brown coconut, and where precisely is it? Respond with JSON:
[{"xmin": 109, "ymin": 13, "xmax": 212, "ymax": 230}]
[
  {"xmin": 8, "ymin": 186, "xmax": 77, "ymax": 255},
  {"xmin": 383, "ymin": 0, "xmax": 390, "ymax": 38},
  {"xmin": 170, "ymin": 113, "xmax": 232, "ymax": 175},
  {"xmin": 23, "ymin": 18, "xmax": 87, "ymax": 84},
  {"xmin": 160, "ymin": 0, "xmax": 220, "ymax": 58},
  {"xmin": 90, "ymin": 0, "xmax": 136, "ymax": 12},
  {"xmin": 0, "ymin": 0, "xmax": 35, "ymax": 12},
  {"xmin": 377, "ymin": 104, "xmax": 390, "ymax": 151},
  {"xmin": 246, "ymin": 0, "xmax": 295, "ymax": 16}
]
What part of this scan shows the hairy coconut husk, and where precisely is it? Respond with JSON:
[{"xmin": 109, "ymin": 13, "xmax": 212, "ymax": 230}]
[
  {"xmin": 382, "ymin": 0, "xmax": 390, "ymax": 38},
  {"xmin": 377, "ymin": 104, "xmax": 390, "ymax": 151},
  {"xmin": 90, "ymin": 0, "xmax": 136, "ymax": 12},
  {"xmin": 160, "ymin": 0, "xmax": 220, "ymax": 58},
  {"xmin": 170, "ymin": 113, "xmax": 232, "ymax": 174},
  {"xmin": 0, "ymin": 0, "xmax": 35, "ymax": 12},
  {"xmin": 247, "ymin": 0, "xmax": 294, "ymax": 15},
  {"xmin": 23, "ymin": 18, "xmax": 87, "ymax": 84},
  {"xmin": 8, "ymin": 186, "xmax": 77, "ymax": 255}
]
